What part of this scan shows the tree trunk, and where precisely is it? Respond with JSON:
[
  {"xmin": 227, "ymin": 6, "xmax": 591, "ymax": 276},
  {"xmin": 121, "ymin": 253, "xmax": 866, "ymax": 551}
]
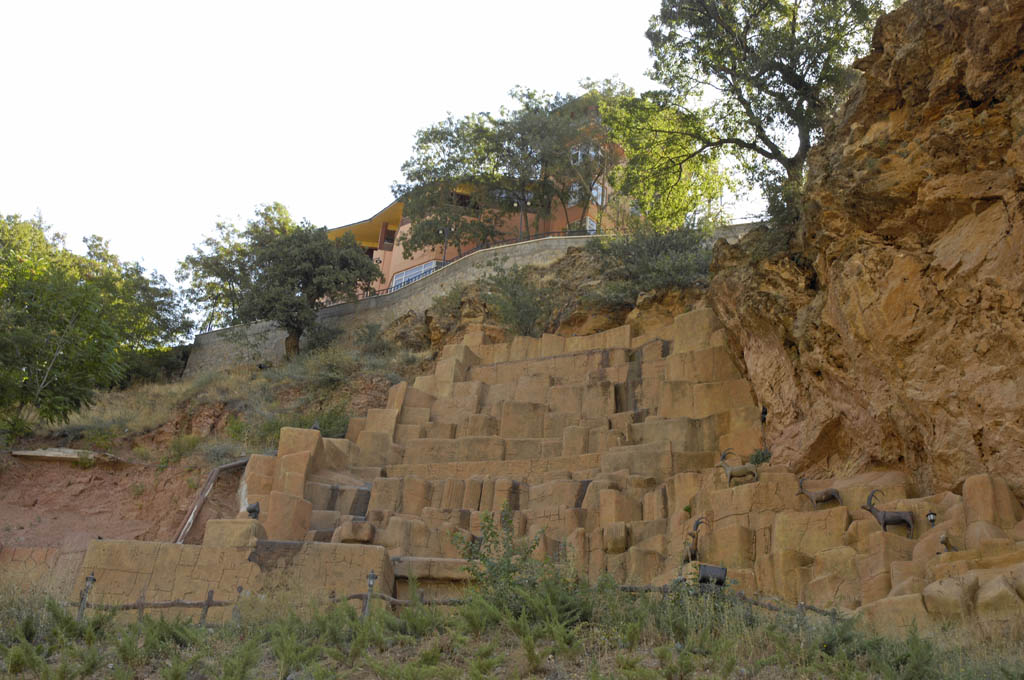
[{"xmin": 285, "ymin": 330, "xmax": 301, "ymax": 358}]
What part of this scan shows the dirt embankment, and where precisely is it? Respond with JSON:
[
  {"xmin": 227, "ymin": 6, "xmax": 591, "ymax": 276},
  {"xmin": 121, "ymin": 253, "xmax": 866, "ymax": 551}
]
[
  {"xmin": 0, "ymin": 454, "xmax": 242, "ymax": 550},
  {"xmin": 709, "ymin": 0, "xmax": 1024, "ymax": 497}
]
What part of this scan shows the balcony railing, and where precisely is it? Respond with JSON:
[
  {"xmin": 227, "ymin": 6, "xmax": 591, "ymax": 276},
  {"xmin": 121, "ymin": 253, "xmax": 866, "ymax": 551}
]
[{"xmin": 364, "ymin": 228, "xmax": 599, "ymax": 297}]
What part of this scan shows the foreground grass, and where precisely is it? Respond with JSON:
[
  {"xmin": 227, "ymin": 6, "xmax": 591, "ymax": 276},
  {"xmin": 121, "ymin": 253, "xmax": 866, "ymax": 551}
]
[{"xmin": 3, "ymin": 577, "xmax": 1023, "ymax": 680}]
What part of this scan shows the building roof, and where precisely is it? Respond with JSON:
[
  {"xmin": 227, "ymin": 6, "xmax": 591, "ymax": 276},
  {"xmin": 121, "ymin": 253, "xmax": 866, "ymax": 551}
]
[{"xmin": 326, "ymin": 198, "xmax": 404, "ymax": 248}]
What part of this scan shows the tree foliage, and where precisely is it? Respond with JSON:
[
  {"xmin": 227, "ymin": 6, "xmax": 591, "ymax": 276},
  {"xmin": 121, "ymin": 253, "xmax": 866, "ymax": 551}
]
[
  {"xmin": 177, "ymin": 203, "xmax": 383, "ymax": 356},
  {"xmin": 584, "ymin": 215, "xmax": 718, "ymax": 307},
  {"xmin": 599, "ymin": 85, "xmax": 727, "ymax": 229},
  {"xmin": 392, "ymin": 114, "xmax": 501, "ymax": 259},
  {"xmin": 392, "ymin": 87, "xmax": 632, "ymax": 259},
  {"xmin": 0, "ymin": 214, "xmax": 191, "ymax": 439},
  {"xmin": 480, "ymin": 262, "xmax": 553, "ymax": 338},
  {"xmin": 643, "ymin": 0, "xmax": 890, "ymax": 221}
]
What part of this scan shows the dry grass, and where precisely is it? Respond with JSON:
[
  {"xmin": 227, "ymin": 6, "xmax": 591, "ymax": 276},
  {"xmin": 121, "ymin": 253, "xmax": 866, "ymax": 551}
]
[{"xmin": 35, "ymin": 333, "xmax": 429, "ymax": 468}]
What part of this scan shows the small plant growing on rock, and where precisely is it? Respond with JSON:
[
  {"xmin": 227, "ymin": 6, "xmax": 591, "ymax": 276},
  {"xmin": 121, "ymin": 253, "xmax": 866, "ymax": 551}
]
[{"xmin": 749, "ymin": 448, "xmax": 772, "ymax": 466}]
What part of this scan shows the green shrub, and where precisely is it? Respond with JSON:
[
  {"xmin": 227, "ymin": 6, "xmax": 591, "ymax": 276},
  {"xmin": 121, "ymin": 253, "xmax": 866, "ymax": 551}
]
[
  {"xmin": 430, "ymin": 283, "xmax": 469, "ymax": 329},
  {"xmin": 355, "ymin": 323, "xmax": 393, "ymax": 356},
  {"xmin": 170, "ymin": 433, "xmax": 201, "ymax": 457},
  {"xmin": 397, "ymin": 580, "xmax": 448, "ymax": 637},
  {"xmin": 198, "ymin": 439, "xmax": 246, "ymax": 465},
  {"xmin": 5, "ymin": 640, "xmax": 45, "ymax": 674},
  {"xmin": 480, "ymin": 263, "xmax": 552, "ymax": 338},
  {"xmin": 584, "ymin": 222, "xmax": 712, "ymax": 306},
  {"xmin": 117, "ymin": 345, "xmax": 191, "ymax": 387},
  {"xmin": 218, "ymin": 639, "xmax": 261, "ymax": 680},
  {"xmin": 81, "ymin": 426, "xmax": 117, "ymax": 453},
  {"xmin": 316, "ymin": 407, "xmax": 349, "ymax": 439},
  {"xmin": 452, "ymin": 504, "xmax": 543, "ymax": 618}
]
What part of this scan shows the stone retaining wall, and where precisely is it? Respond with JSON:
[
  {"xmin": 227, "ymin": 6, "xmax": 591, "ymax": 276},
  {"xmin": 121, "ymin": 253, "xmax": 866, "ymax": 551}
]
[
  {"xmin": 0, "ymin": 545, "xmax": 85, "ymax": 597},
  {"xmin": 67, "ymin": 532, "xmax": 393, "ymax": 623}
]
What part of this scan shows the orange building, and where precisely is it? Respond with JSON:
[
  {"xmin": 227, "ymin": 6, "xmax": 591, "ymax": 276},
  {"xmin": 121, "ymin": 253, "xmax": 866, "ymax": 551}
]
[{"xmin": 327, "ymin": 182, "xmax": 617, "ymax": 295}]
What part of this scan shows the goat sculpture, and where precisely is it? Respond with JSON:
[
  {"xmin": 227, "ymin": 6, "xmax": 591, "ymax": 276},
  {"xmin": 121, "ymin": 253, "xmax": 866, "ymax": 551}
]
[
  {"xmin": 939, "ymin": 533, "xmax": 958, "ymax": 552},
  {"xmin": 719, "ymin": 449, "xmax": 759, "ymax": 486},
  {"xmin": 681, "ymin": 517, "xmax": 707, "ymax": 564},
  {"xmin": 861, "ymin": 489, "xmax": 915, "ymax": 538},
  {"xmin": 795, "ymin": 477, "xmax": 842, "ymax": 508}
]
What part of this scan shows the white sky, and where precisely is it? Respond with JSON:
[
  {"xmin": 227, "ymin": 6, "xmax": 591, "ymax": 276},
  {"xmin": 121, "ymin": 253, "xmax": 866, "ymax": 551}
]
[{"xmin": 1, "ymin": 1, "xmax": 761, "ymax": 283}]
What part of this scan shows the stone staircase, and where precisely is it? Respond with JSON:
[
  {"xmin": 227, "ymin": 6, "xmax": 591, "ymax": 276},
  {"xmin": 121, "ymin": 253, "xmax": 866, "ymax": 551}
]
[
  {"xmin": 237, "ymin": 307, "xmax": 1024, "ymax": 629},
  {"xmin": 240, "ymin": 308, "xmax": 764, "ymax": 595}
]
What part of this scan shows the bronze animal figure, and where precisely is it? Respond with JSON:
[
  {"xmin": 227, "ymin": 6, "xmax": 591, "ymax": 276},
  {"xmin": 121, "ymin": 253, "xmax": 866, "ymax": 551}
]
[
  {"xmin": 861, "ymin": 489, "xmax": 915, "ymax": 538},
  {"xmin": 681, "ymin": 517, "xmax": 707, "ymax": 564},
  {"xmin": 719, "ymin": 449, "xmax": 759, "ymax": 486},
  {"xmin": 795, "ymin": 477, "xmax": 842, "ymax": 508}
]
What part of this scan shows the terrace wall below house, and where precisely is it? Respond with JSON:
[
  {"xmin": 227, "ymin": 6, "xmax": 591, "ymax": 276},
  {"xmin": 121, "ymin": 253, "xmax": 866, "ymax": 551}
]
[{"xmin": 184, "ymin": 235, "xmax": 597, "ymax": 375}]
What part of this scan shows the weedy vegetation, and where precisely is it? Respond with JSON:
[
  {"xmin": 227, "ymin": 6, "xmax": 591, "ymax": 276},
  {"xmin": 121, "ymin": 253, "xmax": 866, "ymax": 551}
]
[{"xmin": 3, "ymin": 512, "xmax": 1023, "ymax": 679}]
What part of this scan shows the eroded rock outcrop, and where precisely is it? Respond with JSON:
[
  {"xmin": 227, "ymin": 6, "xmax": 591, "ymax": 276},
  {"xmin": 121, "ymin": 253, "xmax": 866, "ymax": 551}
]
[{"xmin": 710, "ymin": 0, "xmax": 1024, "ymax": 496}]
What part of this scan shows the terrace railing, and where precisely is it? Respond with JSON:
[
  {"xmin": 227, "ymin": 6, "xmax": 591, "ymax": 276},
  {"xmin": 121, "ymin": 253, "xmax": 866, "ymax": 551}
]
[{"xmin": 364, "ymin": 228, "xmax": 599, "ymax": 298}]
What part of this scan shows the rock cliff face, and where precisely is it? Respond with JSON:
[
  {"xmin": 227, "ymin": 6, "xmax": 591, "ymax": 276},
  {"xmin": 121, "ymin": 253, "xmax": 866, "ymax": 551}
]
[{"xmin": 710, "ymin": 0, "xmax": 1024, "ymax": 497}]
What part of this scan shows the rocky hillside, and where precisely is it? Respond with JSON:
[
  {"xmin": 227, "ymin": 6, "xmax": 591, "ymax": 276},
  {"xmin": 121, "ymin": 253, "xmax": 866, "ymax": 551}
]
[{"xmin": 710, "ymin": 0, "xmax": 1024, "ymax": 496}]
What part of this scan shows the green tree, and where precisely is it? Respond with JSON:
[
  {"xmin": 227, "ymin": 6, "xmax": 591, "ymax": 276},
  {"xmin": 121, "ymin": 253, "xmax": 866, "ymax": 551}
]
[
  {"xmin": 484, "ymin": 88, "xmax": 572, "ymax": 239},
  {"xmin": 81, "ymin": 235, "xmax": 193, "ymax": 351},
  {"xmin": 644, "ymin": 0, "xmax": 890, "ymax": 220},
  {"xmin": 599, "ymin": 87, "xmax": 728, "ymax": 229},
  {"xmin": 177, "ymin": 203, "xmax": 383, "ymax": 357},
  {"xmin": 176, "ymin": 221, "xmax": 250, "ymax": 330},
  {"xmin": 0, "ymin": 215, "xmax": 190, "ymax": 440},
  {"xmin": 394, "ymin": 88, "xmax": 627, "ymax": 259},
  {"xmin": 393, "ymin": 114, "xmax": 501, "ymax": 259}
]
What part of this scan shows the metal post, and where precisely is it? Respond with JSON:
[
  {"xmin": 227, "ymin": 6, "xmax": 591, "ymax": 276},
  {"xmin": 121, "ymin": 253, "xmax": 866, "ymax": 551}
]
[
  {"xmin": 136, "ymin": 589, "xmax": 146, "ymax": 623},
  {"xmin": 231, "ymin": 585, "xmax": 243, "ymax": 624},
  {"xmin": 77, "ymin": 572, "xmax": 96, "ymax": 622},
  {"xmin": 362, "ymin": 570, "xmax": 377, "ymax": 619}
]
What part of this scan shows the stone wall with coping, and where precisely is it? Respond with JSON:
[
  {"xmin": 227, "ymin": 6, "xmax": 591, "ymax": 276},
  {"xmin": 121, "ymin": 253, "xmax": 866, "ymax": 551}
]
[
  {"xmin": 67, "ymin": 534, "xmax": 393, "ymax": 623},
  {"xmin": 183, "ymin": 235, "xmax": 597, "ymax": 376},
  {"xmin": 0, "ymin": 545, "xmax": 85, "ymax": 597}
]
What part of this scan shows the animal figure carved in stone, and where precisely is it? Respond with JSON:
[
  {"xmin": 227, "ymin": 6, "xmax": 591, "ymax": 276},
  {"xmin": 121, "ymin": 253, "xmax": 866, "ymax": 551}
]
[{"xmin": 681, "ymin": 517, "xmax": 707, "ymax": 564}]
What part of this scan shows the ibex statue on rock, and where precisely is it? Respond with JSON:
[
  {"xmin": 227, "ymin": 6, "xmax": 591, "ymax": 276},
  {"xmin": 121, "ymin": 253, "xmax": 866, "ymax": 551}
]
[
  {"xmin": 681, "ymin": 517, "xmax": 707, "ymax": 564},
  {"xmin": 795, "ymin": 477, "xmax": 842, "ymax": 508},
  {"xmin": 719, "ymin": 449, "xmax": 759, "ymax": 486},
  {"xmin": 861, "ymin": 489, "xmax": 915, "ymax": 538}
]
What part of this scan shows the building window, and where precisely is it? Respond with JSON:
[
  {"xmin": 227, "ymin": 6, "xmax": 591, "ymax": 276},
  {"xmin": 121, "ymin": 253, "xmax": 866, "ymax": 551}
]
[
  {"xmin": 391, "ymin": 261, "xmax": 438, "ymax": 291},
  {"xmin": 568, "ymin": 183, "xmax": 581, "ymax": 207},
  {"xmin": 585, "ymin": 217, "xmax": 597, "ymax": 234},
  {"xmin": 591, "ymin": 183, "xmax": 604, "ymax": 206},
  {"xmin": 571, "ymin": 145, "xmax": 598, "ymax": 165}
]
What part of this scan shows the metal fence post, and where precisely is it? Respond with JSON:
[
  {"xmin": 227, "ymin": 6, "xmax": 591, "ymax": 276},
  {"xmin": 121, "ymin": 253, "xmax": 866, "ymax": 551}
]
[
  {"xmin": 77, "ymin": 572, "xmax": 96, "ymax": 622},
  {"xmin": 231, "ymin": 585, "xmax": 243, "ymax": 624},
  {"xmin": 136, "ymin": 589, "xmax": 146, "ymax": 623},
  {"xmin": 362, "ymin": 570, "xmax": 376, "ymax": 619}
]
